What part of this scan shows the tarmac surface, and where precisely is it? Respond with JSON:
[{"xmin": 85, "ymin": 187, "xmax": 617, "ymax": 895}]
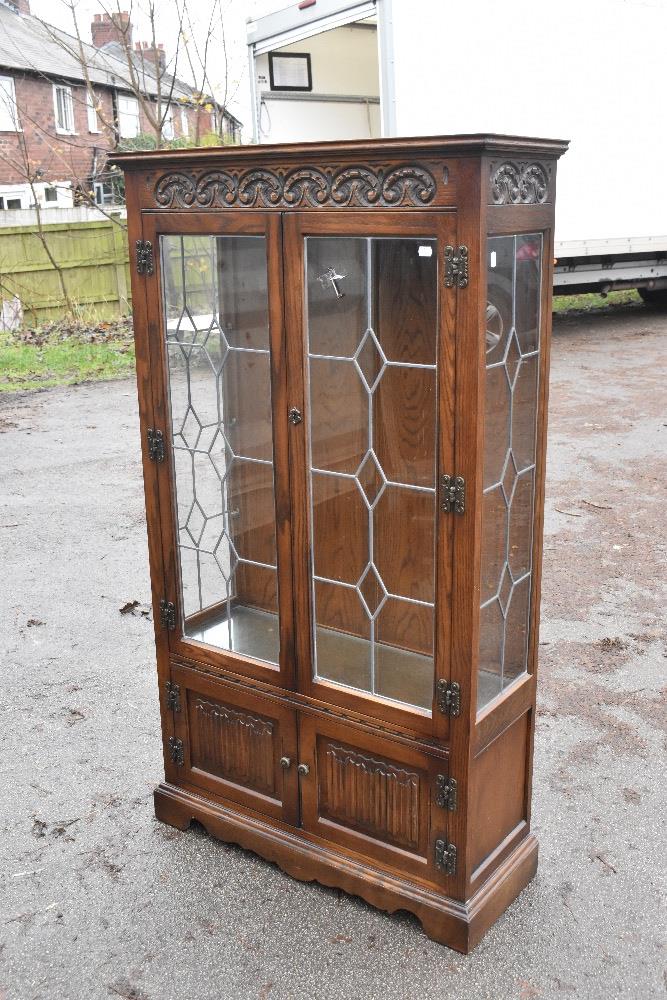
[{"xmin": 1, "ymin": 303, "xmax": 666, "ymax": 1000}]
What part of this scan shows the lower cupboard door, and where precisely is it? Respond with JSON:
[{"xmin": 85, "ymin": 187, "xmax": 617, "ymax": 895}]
[
  {"xmin": 297, "ymin": 713, "xmax": 449, "ymax": 886},
  {"xmin": 169, "ymin": 664, "xmax": 299, "ymax": 826}
]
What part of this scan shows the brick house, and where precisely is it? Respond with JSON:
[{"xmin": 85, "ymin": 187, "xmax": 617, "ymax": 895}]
[{"xmin": 0, "ymin": 0, "xmax": 241, "ymax": 210}]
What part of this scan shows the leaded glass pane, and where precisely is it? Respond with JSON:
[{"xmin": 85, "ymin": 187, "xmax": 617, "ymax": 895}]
[
  {"xmin": 306, "ymin": 237, "xmax": 367, "ymax": 357},
  {"xmin": 305, "ymin": 236, "xmax": 438, "ymax": 713},
  {"xmin": 483, "ymin": 365, "xmax": 510, "ymax": 488},
  {"xmin": 515, "ymin": 235, "xmax": 542, "ymax": 354},
  {"xmin": 477, "ymin": 233, "xmax": 543, "ymax": 712},
  {"xmin": 161, "ymin": 235, "xmax": 280, "ymax": 666},
  {"xmin": 485, "ymin": 235, "xmax": 514, "ymax": 364}
]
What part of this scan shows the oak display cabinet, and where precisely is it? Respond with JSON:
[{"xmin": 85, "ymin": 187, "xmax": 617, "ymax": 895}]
[{"xmin": 115, "ymin": 133, "xmax": 567, "ymax": 953}]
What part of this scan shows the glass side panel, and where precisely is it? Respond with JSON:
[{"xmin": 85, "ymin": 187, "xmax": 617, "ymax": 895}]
[
  {"xmin": 478, "ymin": 233, "xmax": 543, "ymax": 711},
  {"xmin": 161, "ymin": 235, "xmax": 280, "ymax": 666},
  {"xmin": 304, "ymin": 236, "xmax": 438, "ymax": 713}
]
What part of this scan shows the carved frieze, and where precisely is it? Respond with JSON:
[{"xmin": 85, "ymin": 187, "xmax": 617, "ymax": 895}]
[
  {"xmin": 153, "ymin": 163, "xmax": 438, "ymax": 209},
  {"xmin": 489, "ymin": 160, "xmax": 551, "ymax": 205}
]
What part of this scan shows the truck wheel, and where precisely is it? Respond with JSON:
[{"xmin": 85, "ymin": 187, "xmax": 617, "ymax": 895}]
[{"xmin": 639, "ymin": 287, "xmax": 667, "ymax": 307}]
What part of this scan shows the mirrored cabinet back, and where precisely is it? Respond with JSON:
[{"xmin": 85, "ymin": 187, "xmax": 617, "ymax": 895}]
[{"xmin": 114, "ymin": 133, "xmax": 568, "ymax": 953}]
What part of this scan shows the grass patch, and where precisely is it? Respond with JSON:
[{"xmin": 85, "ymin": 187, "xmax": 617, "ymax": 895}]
[
  {"xmin": 552, "ymin": 289, "xmax": 642, "ymax": 314},
  {"xmin": 0, "ymin": 317, "xmax": 135, "ymax": 393},
  {"xmin": 0, "ymin": 290, "xmax": 649, "ymax": 393}
]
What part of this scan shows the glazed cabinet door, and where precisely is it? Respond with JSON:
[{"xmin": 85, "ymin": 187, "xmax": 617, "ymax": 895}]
[
  {"xmin": 141, "ymin": 212, "xmax": 295, "ymax": 690},
  {"xmin": 297, "ymin": 713, "xmax": 453, "ymax": 887},
  {"xmin": 284, "ymin": 212, "xmax": 458, "ymax": 739},
  {"xmin": 166, "ymin": 662, "xmax": 299, "ymax": 825}
]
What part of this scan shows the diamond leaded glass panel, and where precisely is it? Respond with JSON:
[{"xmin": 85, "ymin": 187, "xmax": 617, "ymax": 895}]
[
  {"xmin": 304, "ymin": 236, "xmax": 438, "ymax": 712},
  {"xmin": 478, "ymin": 233, "xmax": 543, "ymax": 710},
  {"xmin": 161, "ymin": 235, "xmax": 280, "ymax": 666}
]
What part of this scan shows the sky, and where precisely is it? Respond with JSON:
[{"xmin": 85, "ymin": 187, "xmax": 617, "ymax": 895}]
[{"xmin": 28, "ymin": 0, "xmax": 290, "ymax": 134}]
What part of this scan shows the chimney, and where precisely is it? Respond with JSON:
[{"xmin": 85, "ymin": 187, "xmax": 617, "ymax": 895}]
[
  {"xmin": 91, "ymin": 11, "xmax": 132, "ymax": 49},
  {"xmin": 134, "ymin": 40, "xmax": 166, "ymax": 74}
]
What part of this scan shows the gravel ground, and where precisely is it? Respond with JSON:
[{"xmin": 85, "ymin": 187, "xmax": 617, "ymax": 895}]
[{"xmin": 1, "ymin": 304, "xmax": 666, "ymax": 1000}]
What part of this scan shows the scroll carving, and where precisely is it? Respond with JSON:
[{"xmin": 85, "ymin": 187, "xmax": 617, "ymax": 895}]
[
  {"xmin": 490, "ymin": 161, "xmax": 550, "ymax": 205},
  {"xmin": 193, "ymin": 697, "xmax": 275, "ymax": 794},
  {"xmin": 154, "ymin": 164, "xmax": 437, "ymax": 209},
  {"xmin": 321, "ymin": 742, "xmax": 421, "ymax": 851}
]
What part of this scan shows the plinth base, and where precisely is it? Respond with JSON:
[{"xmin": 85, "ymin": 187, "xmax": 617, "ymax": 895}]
[{"xmin": 154, "ymin": 781, "xmax": 538, "ymax": 954}]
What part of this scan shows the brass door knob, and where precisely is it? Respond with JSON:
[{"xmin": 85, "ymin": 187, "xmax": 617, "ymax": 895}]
[
  {"xmin": 279, "ymin": 756, "xmax": 291, "ymax": 769},
  {"xmin": 297, "ymin": 763, "xmax": 310, "ymax": 776}
]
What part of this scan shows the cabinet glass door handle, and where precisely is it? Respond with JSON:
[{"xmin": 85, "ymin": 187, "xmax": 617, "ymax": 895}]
[
  {"xmin": 280, "ymin": 756, "xmax": 292, "ymax": 769},
  {"xmin": 297, "ymin": 763, "xmax": 310, "ymax": 776},
  {"xmin": 288, "ymin": 407, "xmax": 302, "ymax": 425}
]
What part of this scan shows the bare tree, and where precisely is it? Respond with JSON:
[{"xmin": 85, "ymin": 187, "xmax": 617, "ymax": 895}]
[
  {"xmin": 0, "ymin": 77, "xmax": 124, "ymax": 225},
  {"xmin": 2, "ymin": 1, "xmax": 239, "ymax": 215},
  {"xmin": 44, "ymin": 0, "xmax": 239, "ymax": 150},
  {"xmin": 0, "ymin": 2, "xmax": 239, "ymax": 319},
  {"xmin": 0, "ymin": 88, "xmax": 74, "ymax": 313},
  {"xmin": 41, "ymin": 0, "xmax": 184, "ymax": 150},
  {"xmin": 176, "ymin": 0, "xmax": 240, "ymax": 143}
]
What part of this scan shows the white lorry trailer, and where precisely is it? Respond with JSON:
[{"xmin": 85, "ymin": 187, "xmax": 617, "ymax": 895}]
[{"xmin": 247, "ymin": 0, "xmax": 667, "ymax": 302}]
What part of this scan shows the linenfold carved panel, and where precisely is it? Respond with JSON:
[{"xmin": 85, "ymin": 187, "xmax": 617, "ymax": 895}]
[
  {"xmin": 153, "ymin": 164, "xmax": 437, "ymax": 209},
  {"xmin": 191, "ymin": 696, "xmax": 276, "ymax": 795},
  {"xmin": 320, "ymin": 741, "xmax": 421, "ymax": 851},
  {"xmin": 489, "ymin": 161, "xmax": 551, "ymax": 205}
]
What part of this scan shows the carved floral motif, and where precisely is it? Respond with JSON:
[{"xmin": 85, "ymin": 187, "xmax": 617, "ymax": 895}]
[
  {"xmin": 154, "ymin": 164, "xmax": 437, "ymax": 209},
  {"xmin": 490, "ymin": 161, "xmax": 550, "ymax": 205}
]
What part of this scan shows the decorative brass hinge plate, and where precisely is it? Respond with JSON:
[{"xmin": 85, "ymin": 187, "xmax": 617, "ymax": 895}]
[
  {"xmin": 160, "ymin": 599, "xmax": 176, "ymax": 631},
  {"xmin": 436, "ymin": 680, "xmax": 461, "ymax": 717},
  {"xmin": 444, "ymin": 245, "xmax": 469, "ymax": 288},
  {"xmin": 435, "ymin": 839, "xmax": 457, "ymax": 875},
  {"xmin": 435, "ymin": 775, "xmax": 457, "ymax": 811},
  {"xmin": 168, "ymin": 736, "xmax": 184, "ymax": 766},
  {"xmin": 136, "ymin": 239, "xmax": 154, "ymax": 276},
  {"xmin": 147, "ymin": 428, "xmax": 165, "ymax": 462},
  {"xmin": 440, "ymin": 474, "xmax": 465, "ymax": 514},
  {"xmin": 166, "ymin": 681, "xmax": 181, "ymax": 712}
]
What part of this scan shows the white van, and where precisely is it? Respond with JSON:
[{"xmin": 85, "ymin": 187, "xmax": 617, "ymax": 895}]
[{"xmin": 247, "ymin": 0, "xmax": 667, "ymax": 303}]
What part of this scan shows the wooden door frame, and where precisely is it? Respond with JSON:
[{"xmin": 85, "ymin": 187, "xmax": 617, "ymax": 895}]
[
  {"xmin": 472, "ymin": 216, "xmax": 555, "ymax": 753},
  {"xmin": 125, "ymin": 183, "xmax": 179, "ymax": 777},
  {"xmin": 283, "ymin": 210, "xmax": 459, "ymax": 741},
  {"xmin": 170, "ymin": 661, "xmax": 300, "ymax": 826},
  {"xmin": 140, "ymin": 210, "xmax": 296, "ymax": 690},
  {"xmin": 297, "ymin": 711, "xmax": 451, "ymax": 889}
]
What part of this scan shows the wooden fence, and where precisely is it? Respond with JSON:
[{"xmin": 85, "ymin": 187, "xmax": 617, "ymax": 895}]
[{"xmin": 0, "ymin": 213, "xmax": 131, "ymax": 326}]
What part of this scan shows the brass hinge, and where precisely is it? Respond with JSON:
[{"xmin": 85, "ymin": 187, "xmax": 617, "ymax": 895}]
[
  {"xmin": 168, "ymin": 736, "xmax": 184, "ymax": 766},
  {"xmin": 436, "ymin": 680, "xmax": 461, "ymax": 717},
  {"xmin": 435, "ymin": 839, "xmax": 457, "ymax": 875},
  {"xmin": 147, "ymin": 428, "xmax": 165, "ymax": 462},
  {"xmin": 440, "ymin": 474, "xmax": 465, "ymax": 514},
  {"xmin": 160, "ymin": 599, "xmax": 176, "ymax": 631},
  {"xmin": 444, "ymin": 245, "xmax": 469, "ymax": 288},
  {"xmin": 165, "ymin": 681, "xmax": 181, "ymax": 712},
  {"xmin": 135, "ymin": 239, "xmax": 154, "ymax": 276},
  {"xmin": 435, "ymin": 775, "xmax": 457, "ymax": 812}
]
